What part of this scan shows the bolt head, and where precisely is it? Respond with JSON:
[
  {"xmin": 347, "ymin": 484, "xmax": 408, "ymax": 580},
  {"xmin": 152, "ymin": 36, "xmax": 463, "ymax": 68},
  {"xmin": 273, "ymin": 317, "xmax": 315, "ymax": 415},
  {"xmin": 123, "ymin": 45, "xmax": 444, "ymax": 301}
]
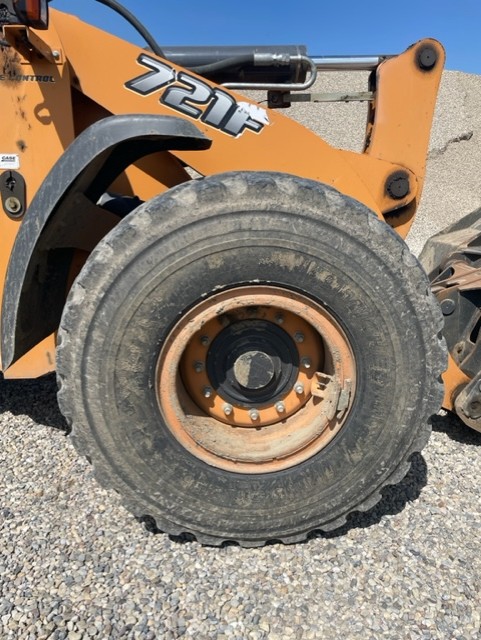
[
  {"xmin": 4, "ymin": 197, "xmax": 21, "ymax": 214},
  {"xmin": 275, "ymin": 402, "xmax": 285, "ymax": 413},
  {"xmin": 294, "ymin": 332, "xmax": 305, "ymax": 343},
  {"xmin": 194, "ymin": 361, "xmax": 204, "ymax": 373},
  {"xmin": 203, "ymin": 386, "xmax": 212, "ymax": 398},
  {"xmin": 249, "ymin": 409, "xmax": 260, "ymax": 421},
  {"xmin": 441, "ymin": 298, "xmax": 456, "ymax": 316},
  {"xmin": 416, "ymin": 44, "xmax": 438, "ymax": 71},
  {"xmin": 386, "ymin": 171, "xmax": 410, "ymax": 200},
  {"xmin": 223, "ymin": 403, "xmax": 233, "ymax": 416},
  {"xmin": 294, "ymin": 383, "xmax": 304, "ymax": 395},
  {"xmin": 200, "ymin": 335, "xmax": 210, "ymax": 346},
  {"xmin": 275, "ymin": 314, "xmax": 284, "ymax": 324},
  {"xmin": 301, "ymin": 357, "xmax": 312, "ymax": 369}
]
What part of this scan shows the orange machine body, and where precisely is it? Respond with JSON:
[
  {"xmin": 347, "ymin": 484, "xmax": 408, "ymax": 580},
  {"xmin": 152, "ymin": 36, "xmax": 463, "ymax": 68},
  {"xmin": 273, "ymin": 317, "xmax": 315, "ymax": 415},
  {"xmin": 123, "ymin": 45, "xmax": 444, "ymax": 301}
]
[{"xmin": 0, "ymin": 9, "xmax": 444, "ymax": 379}]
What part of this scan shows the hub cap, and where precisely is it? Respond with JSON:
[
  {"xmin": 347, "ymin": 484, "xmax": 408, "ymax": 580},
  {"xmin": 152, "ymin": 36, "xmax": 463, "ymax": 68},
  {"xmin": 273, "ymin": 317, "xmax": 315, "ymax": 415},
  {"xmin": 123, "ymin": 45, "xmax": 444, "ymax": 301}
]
[
  {"xmin": 205, "ymin": 319, "xmax": 300, "ymax": 411},
  {"xmin": 233, "ymin": 350, "xmax": 275, "ymax": 390}
]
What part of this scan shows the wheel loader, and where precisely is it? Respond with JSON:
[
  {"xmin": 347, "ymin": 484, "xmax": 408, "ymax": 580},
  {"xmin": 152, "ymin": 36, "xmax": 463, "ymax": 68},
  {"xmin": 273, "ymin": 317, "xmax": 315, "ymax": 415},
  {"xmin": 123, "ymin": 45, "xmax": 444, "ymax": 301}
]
[{"xmin": 0, "ymin": 0, "xmax": 477, "ymax": 546}]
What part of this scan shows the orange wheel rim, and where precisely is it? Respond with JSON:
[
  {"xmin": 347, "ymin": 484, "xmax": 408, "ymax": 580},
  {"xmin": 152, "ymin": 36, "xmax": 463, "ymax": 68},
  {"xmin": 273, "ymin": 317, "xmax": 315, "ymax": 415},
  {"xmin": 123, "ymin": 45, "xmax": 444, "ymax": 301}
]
[{"xmin": 156, "ymin": 286, "xmax": 356, "ymax": 473}]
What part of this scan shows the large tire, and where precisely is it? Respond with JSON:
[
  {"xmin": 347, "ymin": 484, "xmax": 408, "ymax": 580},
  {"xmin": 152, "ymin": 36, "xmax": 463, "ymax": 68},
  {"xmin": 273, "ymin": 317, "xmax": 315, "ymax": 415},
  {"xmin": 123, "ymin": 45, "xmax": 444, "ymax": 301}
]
[{"xmin": 56, "ymin": 172, "xmax": 445, "ymax": 546}]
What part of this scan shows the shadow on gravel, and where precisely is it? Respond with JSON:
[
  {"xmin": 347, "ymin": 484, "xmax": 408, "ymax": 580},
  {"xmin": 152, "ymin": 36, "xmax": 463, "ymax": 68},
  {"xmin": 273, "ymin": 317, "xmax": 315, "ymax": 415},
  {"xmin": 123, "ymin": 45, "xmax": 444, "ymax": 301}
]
[
  {"xmin": 0, "ymin": 372, "xmax": 68, "ymax": 432},
  {"xmin": 431, "ymin": 410, "xmax": 481, "ymax": 446},
  {"xmin": 311, "ymin": 451, "xmax": 429, "ymax": 541},
  {"xmin": 311, "ymin": 412, "xmax": 481, "ymax": 542}
]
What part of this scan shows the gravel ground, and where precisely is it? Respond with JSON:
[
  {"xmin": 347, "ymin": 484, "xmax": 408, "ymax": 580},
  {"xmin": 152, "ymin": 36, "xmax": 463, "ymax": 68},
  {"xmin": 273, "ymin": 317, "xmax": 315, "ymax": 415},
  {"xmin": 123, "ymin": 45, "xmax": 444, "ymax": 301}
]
[{"xmin": 1, "ymin": 64, "xmax": 481, "ymax": 639}]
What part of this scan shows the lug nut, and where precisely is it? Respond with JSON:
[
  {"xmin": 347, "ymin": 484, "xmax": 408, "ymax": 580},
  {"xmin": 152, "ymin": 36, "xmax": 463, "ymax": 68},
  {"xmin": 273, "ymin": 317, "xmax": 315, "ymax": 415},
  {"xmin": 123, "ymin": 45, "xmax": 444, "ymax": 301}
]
[
  {"xmin": 200, "ymin": 335, "xmax": 210, "ymax": 346},
  {"xmin": 194, "ymin": 361, "xmax": 204, "ymax": 373},
  {"xmin": 301, "ymin": 357, "xmax": 312, "ymax": 369},
  {"xmin": 249, "ymin": 409, "xmax": 260, "ymax": 421},
  {"xmin": 295, "ymin": 383, "xmax": 304, "ymax": 395},
  {"xmin": 275, "ymin": 314, "xmax": 284, "ymax": 324},
  {"xmin": 275, "ymin": 402, "xmax": 285, "ymax": 413},
  {"xmin": 223, "ymin": 403, "xmax": 233, "ymax": 416},
  {"xmin": 203, "ymin": 386, "xmax": 212, "ymax": 398},
  {"xmin": 294, "ymin": 332, "xmax": 305, "ymax": 343}
]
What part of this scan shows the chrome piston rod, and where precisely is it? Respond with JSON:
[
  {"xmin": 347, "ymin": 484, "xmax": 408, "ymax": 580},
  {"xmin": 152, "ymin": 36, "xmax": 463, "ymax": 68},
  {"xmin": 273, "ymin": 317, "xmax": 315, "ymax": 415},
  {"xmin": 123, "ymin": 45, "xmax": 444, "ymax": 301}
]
[{"xmin": 311, "ymin": 55, "xmax": 392, "ymax": 71}]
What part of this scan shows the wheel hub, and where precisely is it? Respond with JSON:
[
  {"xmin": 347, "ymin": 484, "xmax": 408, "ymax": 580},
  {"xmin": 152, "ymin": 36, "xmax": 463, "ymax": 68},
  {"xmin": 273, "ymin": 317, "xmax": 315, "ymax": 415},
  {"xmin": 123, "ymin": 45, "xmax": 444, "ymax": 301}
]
[
  {"xmin": 206, "ymin": 319, "xmax": 299, "ymax": 407},
  {"xmin": 157, "ymin": 286, "xmax": 356, "ymax": 473}
]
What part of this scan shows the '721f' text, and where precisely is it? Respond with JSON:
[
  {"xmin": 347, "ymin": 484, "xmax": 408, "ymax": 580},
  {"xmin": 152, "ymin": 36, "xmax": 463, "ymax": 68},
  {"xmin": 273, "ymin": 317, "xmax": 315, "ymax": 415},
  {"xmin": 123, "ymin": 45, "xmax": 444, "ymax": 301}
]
[{"xmin": 125, "ymin": 54, "xmax": 269, "ymax": 138}]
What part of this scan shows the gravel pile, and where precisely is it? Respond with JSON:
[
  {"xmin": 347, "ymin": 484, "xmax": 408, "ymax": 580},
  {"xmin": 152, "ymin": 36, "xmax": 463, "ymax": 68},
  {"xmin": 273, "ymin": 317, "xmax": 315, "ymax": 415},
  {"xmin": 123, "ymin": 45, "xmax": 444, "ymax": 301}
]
[{"xmin": 1, "ymin": 65, "xmax": 481, "ymax": 639}]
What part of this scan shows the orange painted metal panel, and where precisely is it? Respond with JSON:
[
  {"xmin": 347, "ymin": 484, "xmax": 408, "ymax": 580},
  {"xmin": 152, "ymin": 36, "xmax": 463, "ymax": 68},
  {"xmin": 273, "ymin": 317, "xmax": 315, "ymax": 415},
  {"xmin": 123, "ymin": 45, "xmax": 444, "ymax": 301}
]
[{"xmin": 0, "ymin": 9, "xmax": 445, "ymax": 379}]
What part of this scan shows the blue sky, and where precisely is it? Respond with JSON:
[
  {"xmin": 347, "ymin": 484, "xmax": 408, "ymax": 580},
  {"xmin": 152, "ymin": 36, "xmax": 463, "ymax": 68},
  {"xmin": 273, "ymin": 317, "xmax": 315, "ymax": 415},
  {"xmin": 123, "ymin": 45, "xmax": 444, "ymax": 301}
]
[{"xmin": 51, "ymin": 1, "xmax": 480, "ymax": 75}]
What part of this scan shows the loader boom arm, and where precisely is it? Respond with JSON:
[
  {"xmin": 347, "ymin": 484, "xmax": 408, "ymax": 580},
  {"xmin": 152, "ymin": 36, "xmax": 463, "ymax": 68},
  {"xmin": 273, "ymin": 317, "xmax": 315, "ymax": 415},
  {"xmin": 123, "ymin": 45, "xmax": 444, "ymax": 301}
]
[{"xmin": 0, "ymin": 5, "xmax": 444, "ymax": 379}]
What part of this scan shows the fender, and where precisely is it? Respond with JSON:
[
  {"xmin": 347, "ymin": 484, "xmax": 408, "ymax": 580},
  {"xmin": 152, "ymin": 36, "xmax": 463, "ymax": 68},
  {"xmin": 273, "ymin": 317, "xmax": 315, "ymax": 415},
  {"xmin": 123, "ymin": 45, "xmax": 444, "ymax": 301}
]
[{"xmin": 1, "ymin": 114, "xmax": 211, "ymax": 369}]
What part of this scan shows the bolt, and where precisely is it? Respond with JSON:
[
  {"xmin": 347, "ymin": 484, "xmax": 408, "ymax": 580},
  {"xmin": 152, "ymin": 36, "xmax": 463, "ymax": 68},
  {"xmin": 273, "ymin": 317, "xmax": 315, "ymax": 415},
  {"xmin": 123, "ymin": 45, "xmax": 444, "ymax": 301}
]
[
  {"xmin": 275, "ymin": 402, "xmax": 285, "ymax": 413},
  {"xmin": 441, "ymin": 298, "xmax": 456, "ymax": 316},
  {"xmin": 4, "ymin": 197, "xmax": 21, "ymax": 215},
  {"xmin": 301, "ymin": 357, "xmax": 312, "ymax": 369},
  {"xmin": 223, "ymin": 403, "xmax": 233, "ymax": 416},
  {"xmin": 294, "ymin": 332, "xmax": 305, "ymax": 343},
  {"xmin": 193, "ymin": 361, "xmax": 204, "ymax": 373},
  {"xmin": 203, "ymin": 386, "xmax": 212, "ymax": 398},
  {"xmin": 295, "ymin": 383, "xmax": 305, "ymax": 395},
  {"xmin": 275, "ymin": 314, "xmax": 284, "ymax": 324},
  {"xmin": 249, "ymin": 409, "xmax": 260, "ymax": 421},
  {"xmin": 416, "ymin": 44, "xmax": 438, "ymax": 71},
  {"xmin": 52, "ymin": 50, "xmax": 61, "ymax": 60},
  {"xmin": 200, "ymin": 335, "xmax": 210, "ymax": 346},
  {"xmin": 386, "ymin": 171, "xmax": 410, "ymax": 200}
]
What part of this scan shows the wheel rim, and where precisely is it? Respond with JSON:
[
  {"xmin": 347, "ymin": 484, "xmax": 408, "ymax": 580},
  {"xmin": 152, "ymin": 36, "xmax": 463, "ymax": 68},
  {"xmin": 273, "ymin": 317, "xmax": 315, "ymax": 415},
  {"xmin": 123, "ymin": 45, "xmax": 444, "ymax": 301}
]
[{"xmin": 156, "ymin": 286, "xmax": 356, "ymax": 473}]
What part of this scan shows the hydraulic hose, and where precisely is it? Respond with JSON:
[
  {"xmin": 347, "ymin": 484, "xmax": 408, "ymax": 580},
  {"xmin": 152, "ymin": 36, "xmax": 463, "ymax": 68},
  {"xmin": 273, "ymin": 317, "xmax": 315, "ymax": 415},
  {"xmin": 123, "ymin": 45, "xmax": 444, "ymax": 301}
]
[
  {"xmin": 93, "ymin": 0, "xmax": 165, "ymax": 58},
  {"xmin": 188, "ymin": 55, "xmax": 254, "ymax": 75}
]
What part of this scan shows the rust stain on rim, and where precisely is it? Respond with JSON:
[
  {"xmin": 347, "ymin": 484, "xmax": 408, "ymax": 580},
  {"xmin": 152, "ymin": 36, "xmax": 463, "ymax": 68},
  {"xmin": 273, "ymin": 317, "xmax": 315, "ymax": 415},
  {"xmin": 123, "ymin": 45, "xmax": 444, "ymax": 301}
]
[{"xmin": 156, "ymin": 286, "xmax": 356, "ymax": 473}]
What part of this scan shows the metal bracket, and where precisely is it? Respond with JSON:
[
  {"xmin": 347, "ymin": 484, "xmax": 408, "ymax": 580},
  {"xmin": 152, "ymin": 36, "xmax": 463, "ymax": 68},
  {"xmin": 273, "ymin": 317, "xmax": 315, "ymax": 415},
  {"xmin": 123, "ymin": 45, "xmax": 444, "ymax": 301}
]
[
  {"xmin": 311, "ymin": 372, "xmax": 352, "ymax": 421},
  {"xmin": 26, "ymin": 30, "xmax": 63, "ymax": 64},
  {"xmin": 453, "ymin": 375, "xmax": 481, "ymax": 433},
  {"xmin": 336, "ymin": 379, "xmax": 353, "ymax": 419},
  {"xmin": 269, "ymin": 90, "xmax": 374, "ymax": 109},
  {"xmin": 287, "ymin": 91, "xmax": 374, "ymax": 103},
  {"xmin": 431, "ymin": 260, "xmax": 481, "ymax": 294}
]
